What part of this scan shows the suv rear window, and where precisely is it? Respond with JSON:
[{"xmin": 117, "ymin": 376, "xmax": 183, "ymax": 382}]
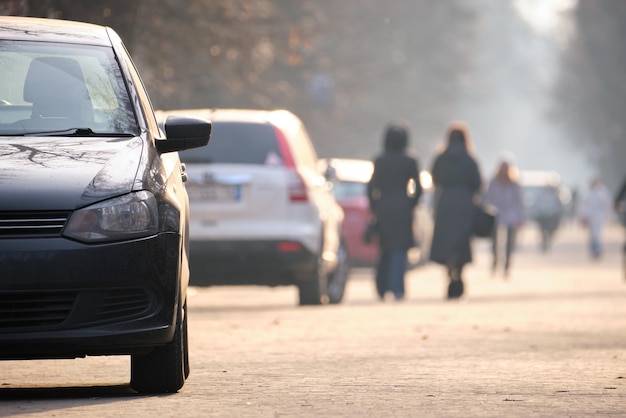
[{"xmin": 178, "ymin": 121, "xmax": 282, "ymax": 165}]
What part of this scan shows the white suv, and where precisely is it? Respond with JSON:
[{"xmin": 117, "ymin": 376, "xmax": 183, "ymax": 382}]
[{"xmin": 156, "ymin": 108, "xmax": 349, "ymax": 305}]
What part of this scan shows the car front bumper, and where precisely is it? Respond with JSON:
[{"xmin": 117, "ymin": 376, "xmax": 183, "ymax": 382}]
[{"xmin": 0, "ymin": 233, "xmax": 182, "ymax": 359}]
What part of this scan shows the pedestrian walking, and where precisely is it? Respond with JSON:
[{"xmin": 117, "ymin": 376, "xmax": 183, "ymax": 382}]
[
  {"xmin": 578, "ymin": 176, "xmax": 612, "ymax": 259},
  {"xmin": 533, "ymin": 185, "xmax": 563, "ymax": 252},
  {"xmin": 615, "ymin": 176, "xmax": 626, "ymax": 221},
  {"xmin": 483, "ymin": 158, "xmax": 525, "ymax": 277},
  {"xmin": 429, "ymin": 122, "xmax": 482, "ymax": 299},
  {"xmin": 367, "ymin": 120, "xmax": 423, "ymax": 301},
  {"xmin": 615, "ymin": 176, "xmax": 626, "ymax": 280}
]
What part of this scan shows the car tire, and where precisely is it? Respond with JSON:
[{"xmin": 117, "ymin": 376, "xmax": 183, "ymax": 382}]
[
  {"xmin": 298, "ymin": 250, "xmax": 328, "ymax": 306},
  {"xmin": 327, "ymin": 241, "xmax": 350, "ymax": 304},
  {"xmin": 130, "ymin": 299, "xmax": 188, "ymax": 394},
  {"xmin": 183, "ymin": 300, "xmax": 190, "ymax": 379}
]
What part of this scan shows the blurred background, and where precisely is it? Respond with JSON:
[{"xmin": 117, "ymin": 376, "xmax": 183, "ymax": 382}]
[{"xmin": 2, "ymin": 0, "xmax": 624, "ymax": 194}]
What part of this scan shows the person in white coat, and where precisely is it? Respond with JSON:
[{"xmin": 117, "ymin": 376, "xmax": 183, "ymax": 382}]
[{"xmin": 578, "ymin": 176, "xmax": 612, "ymax": 259}]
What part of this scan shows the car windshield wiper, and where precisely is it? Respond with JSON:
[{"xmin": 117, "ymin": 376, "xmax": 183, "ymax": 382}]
[{"xmin": 22, "ymin": 128, "xmax": 136, "ymax": 137}]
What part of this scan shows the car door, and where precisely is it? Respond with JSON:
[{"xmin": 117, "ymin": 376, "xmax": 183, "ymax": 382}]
[{"xmin": 111, "ymin": 33, "xmax": 191, "ymax": 288}]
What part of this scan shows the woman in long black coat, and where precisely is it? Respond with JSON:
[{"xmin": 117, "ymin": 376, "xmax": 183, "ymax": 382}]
[
  {"xmin": 367, "ymin": 121, "xmax": 422, "ymax": 300},
  {"xmin": 429, "ymin": 122, "xmax": 482, "ymax": 299}
]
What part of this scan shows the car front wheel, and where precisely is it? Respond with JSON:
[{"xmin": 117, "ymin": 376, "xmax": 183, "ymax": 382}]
[{"xmin": 130, "ymin": 299, "xmax": 188, "ymax": 394}]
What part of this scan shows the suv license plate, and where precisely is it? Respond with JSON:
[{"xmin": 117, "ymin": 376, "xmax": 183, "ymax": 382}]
[{"xmin": 187, "ymin": 184, "xmax": 241, "ymax": 202}]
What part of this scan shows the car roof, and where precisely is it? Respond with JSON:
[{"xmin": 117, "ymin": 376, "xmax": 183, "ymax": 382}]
[
  {"xmin": 156, "ymin": 108, "xmax": 309, "ymax": 146},
  {"xmin": 0, "ymin": 16, "xmax": 111, "ymax": 46},
  {"xmin": 157, "ymin": 108, "xmax": 301, "ymax": 128},
  {"xmin": 323, "ymin": 158, "xmax": 374, "ymax": 183}
]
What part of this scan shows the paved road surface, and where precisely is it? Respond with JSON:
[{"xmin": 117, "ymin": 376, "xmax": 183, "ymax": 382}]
[{"xmin": 1, "ymin": 223, "xmax": 625, "ymax": 417}]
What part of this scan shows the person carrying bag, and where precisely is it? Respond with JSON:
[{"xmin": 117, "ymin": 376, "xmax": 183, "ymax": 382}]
[{"xmin": 429, "ymin": 122, "xmax": 482, "ymax": 299}]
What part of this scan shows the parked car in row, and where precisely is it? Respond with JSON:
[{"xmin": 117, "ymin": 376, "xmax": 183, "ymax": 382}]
[
  {"xmin": 0, "ymin": 17, "xmax": 211, "ymax": 393},
  {"xmin": 155, "ymin": 108, "xmax": 350, "ymax": 305},
  {"xmin": 318, "ymin": 158, "xmax": 434, "ymax": 268}
]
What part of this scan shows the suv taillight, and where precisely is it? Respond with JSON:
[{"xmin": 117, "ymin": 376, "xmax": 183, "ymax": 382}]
[
  {"xmin": 273, "ymin": 126, "xmax": 295, "ymax": 168},
  {"xmin": 274, "ymin": 126, "xmax": 309, "ymax": 203},
  {"xmin": 287, "ymin": 169, "xmax": 308, "ymax": 202}
]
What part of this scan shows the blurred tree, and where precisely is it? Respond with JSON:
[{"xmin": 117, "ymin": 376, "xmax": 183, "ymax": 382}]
[
  {"xmin": 1, "ymin": 0, "xmax": 477, "ymax": 161},
  {"xmin": 0, "ymin": 0, "xmax": 28, "ymax": 15},
  {"xmin": 1, "ymin": 0, "xmax": 139, "ymax": 47},
  {"xmin": 555, "ymin": 1, "xmax": 626, "ymax": 190},
  {"xmin": 130, "ymin": 1, "xmax": 477, "ymax": 160}
]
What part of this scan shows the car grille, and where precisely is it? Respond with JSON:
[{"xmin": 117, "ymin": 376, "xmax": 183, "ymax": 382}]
[
  {"xmin": 0, "ymin": 288, "xmax": 152, "ymax": 332},
  {"xmin": 0, "ymin": 211, "xmax": 70, "ymax": 238},
  {"xmin": 94, "ymin": 288, "xmax": 152, "ymax": 322},
  {"xmin": 0, "ymin": 291, "xmax": 77, "ymax": 330}
]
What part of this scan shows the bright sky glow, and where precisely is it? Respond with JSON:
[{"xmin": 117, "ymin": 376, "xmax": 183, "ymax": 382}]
[{"xmin": 513, "ymin": 0, "xmax": 578, "ymax": 36}]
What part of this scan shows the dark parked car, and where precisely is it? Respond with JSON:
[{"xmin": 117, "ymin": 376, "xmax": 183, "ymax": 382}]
[{"xmin": 0, "ymin": 17, "xmax": 210, "ymax": 393}]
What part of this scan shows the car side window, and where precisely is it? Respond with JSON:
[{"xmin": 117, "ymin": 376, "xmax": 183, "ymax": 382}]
[{"xmin": 115, "ymin": 43, "xmax": 160, "ymax": 138}]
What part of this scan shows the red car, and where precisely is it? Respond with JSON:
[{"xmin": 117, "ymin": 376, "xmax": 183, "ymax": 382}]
[{"xmin": 320, "ymin": 158, "xmax": 433, "ymax": 267}]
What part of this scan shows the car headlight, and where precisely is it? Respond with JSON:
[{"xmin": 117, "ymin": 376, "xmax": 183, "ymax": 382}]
[{"xmin": 64, "ymin": 191, "xmax": 158, "ymax": 243}]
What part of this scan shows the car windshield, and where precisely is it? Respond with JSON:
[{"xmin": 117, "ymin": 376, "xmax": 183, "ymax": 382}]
[
  {"xmin": 0, "ymin": 41, "xmax": 138, "ymax": 136},
  {"xmin": 178, "ymin": 121, "xmax": 282, "ymax": 165}
]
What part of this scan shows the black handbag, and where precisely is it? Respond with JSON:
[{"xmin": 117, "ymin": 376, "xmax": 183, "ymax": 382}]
[
  {"xmin": 363, "ymin": 219, "xmax": 378, "ymax": 244},
  {"xmin": 618, "ymin": 201, "xmax": 626, "ymax": 228},
  {"xmin": 473, "ymin": 204, "xmax": 497, "ymax": 238}
]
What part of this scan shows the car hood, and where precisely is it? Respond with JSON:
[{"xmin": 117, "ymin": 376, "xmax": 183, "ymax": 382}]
[{"xmin": 0, "ymin": 136, "xmax": 145, "ymax": 211}]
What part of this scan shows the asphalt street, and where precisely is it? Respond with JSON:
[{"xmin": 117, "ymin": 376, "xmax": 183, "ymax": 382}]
[{"xmin": 1, "ymin": 222, "xmax": 625, "ymax": 417}]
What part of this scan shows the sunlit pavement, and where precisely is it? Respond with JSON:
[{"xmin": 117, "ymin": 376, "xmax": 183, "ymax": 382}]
[
  {"xmin": 1, "ymin": 223, "xmax": 625, "ymax": 417},
  {"xmin": 187, "ymin": 223, "xmax": 626, "ymax": 417}
]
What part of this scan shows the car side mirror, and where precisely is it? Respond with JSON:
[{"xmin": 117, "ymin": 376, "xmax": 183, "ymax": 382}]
[
  {"xmin": 323, "ymin": 164, "xmax": 336, "ymax": 180},
  {"xmin": 156, "ymin": 115, "xmax": 211, "ymax": 154}
]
